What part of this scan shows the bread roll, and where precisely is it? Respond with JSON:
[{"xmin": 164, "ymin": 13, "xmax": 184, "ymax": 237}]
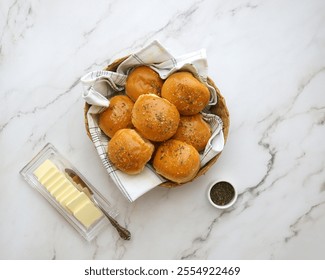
[
  {"xmin": 132, "ymin": 94, "xmax": 180, "ymax": 142},
  {"xmin": 161, "ymin": 72, "xmax": 210, "ymax": 115},
  {"xmin": 107, "ymin": 129, "xmax": 154, "ymax": 174},
  {"xmin": 153, "ymin": 139, "xmax": 200, "ymax": 183},
  {"xmin": 99, "ymin": 95, "xmax": 134, "ymax": 138},
  {"xmin": 125, "ymin": 65, "xmax": 164, "ymax": 101},
  {"xmin": 173, "ymin": 114, "xmax": 211, "ymax": 152}
]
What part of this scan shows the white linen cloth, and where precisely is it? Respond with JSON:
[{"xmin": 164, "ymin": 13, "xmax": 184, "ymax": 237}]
[{"xmin": 80, "ymin": 40, "xmax": 224, "ymax": 202}]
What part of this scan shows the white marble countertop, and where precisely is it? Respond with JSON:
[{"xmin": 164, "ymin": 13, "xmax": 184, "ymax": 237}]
[{"xmin": 1, "ymin": 0, "xmax": 324, "ymax": 260}]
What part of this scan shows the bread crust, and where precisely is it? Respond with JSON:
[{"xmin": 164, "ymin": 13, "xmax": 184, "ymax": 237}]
[
  {"xmin": 132, "ymin": 94, "xmax": 180, "ymax": 142},
  {"xmin": 107, "ymin": 129, "xmax": 154, "ymax": 174},
  {"xmin": 173, "ymin": 114, "xmax": 211, "ymax": 152},
  {"xmin": 153, "ymin": 139, "xmax": 200, "ymax": 183},
  {"xmin": 99, "ymin": 95, "xmax": 134, "ymax": 138},
  {"xmin": 161, "ymin": 72, "xmax": 210, "ymax": 115},
  {"xmin": 125, "ymin": 65, "xmax": 164, "ymax": 101}
]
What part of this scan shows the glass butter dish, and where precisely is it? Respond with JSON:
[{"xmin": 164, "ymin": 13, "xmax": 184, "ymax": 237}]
[{"xmin": 20, "ymin": 143, "xmax": 118, "ymax": 241}]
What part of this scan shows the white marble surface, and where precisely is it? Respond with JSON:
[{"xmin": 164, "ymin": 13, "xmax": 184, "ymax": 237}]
[{"xmin": 1, "ymin": 0, "xmax": 324, "ymax": 260}]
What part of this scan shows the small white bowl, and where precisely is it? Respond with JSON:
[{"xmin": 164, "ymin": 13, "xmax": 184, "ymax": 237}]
[{"xmin": 207, "ymin": 181, "xmax": 237, "ymax": 209}]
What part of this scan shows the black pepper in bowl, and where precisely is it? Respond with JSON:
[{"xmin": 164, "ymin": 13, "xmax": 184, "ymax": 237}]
[{"xmin": 209, "ymin": 181, "xmax": 235, "ymax": 206}]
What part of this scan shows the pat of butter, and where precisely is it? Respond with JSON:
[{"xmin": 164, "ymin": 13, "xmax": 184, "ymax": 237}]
[
  {"xmin": 51, "ymin": 179, "xmax": 71, "ymax": 198},
  {"xmin": 55, "ymin": 182, "xmax": 75, "ymax": 202},
  {"xmin": 56, "ymin": 186, "xmax": 76, "ymax": 204},
  {"xmin": 33, "ymin": 159, "xmax": 103, "ymax": 229},
  {"xmin": 66, "ymin": 192, "xmax": 89, "ymax": 213},
  {"xmin": 42, "ymin": 172, "xmax": 61, "ymax": 189},
  {"xmin": 74, "ymin": 201, "xmax": 103, "ymax": 229},
  {"xmin": 33, "ymin": 159, "xmax": 57, "ymax": 179},
  {"xmin": 60, "ymin": 189, "xmax": 80, "ymax": 207},
  {"xmin": 39, "ymin": 167, "xmax": 57, "ymax": 184},
  {"xmin": 47, "ymin": 177, "xmax": 66, "ymax": 195}
]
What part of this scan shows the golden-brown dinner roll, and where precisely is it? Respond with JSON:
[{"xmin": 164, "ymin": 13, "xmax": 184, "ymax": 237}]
[
  {"xmin": 99, "ymin": 95, "xmax": 134, "ymax": 138},
  {"xmin": 161, "ymin": 72, "xmax": 210, "ymax": 115},
  {"xmin": 153, "ymin": 139, "xmax": 200, "ymax": 184},
  {"xmin": 107, "ymin": 129, "xmax": 154, "ymax": 174},
  {"xmin": 132, "ymin": 94, "xmax": 180, "ymax": 142},
  {"xmin": 173, "ymin": 114, "xmax": 211, "ymax": 152},
  {"xmin": 125, "ymin": 65, "xmax": 164, "ymax": 101}
]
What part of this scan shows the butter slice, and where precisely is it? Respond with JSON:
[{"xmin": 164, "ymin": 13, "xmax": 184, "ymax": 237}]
[
  {"xmin": 55, "ymin": 183, "xmax": 75, "ymax": 202},
  {"xmin": 56, "ymin": 188, "xmax": 76, "ymax": 205},
  {"xmin": 66, "ymin": 192, "xmax": 90, "ymax": 213},
  {"xmin": 42, "ymin": 172, "xmax": 61, "ymax": 189},
  {"xmin": 39, "ymin": 167, "xmax": 57, "ymax": 184},
  {"xmin": 60, "ymin": 189, "xmax": 80, "ymax": 207},
  {"xmin": 33, "ymin": 159, "xmax": 103, "ymax": 229},
  {"xmin": 51, "ymin": 179, "xmax": 71, "ymax": 198},
  {"xmin": 66, "ymin": 192, "xmax": 103, "ymax": 228},
  {"xmin": 47, "ymin": 177, "xmax": 66, "ymax": 195},
  {"xmin": 74, "ymin": 201, "xmax": 103, "ymax": 229},
  {"xmin": 34, "ymin": 159, "xmax": 57, "ymax": 179}
]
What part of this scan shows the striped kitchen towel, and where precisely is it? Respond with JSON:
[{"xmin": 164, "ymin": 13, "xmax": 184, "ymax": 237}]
[{"xmin": 80, "ymin": 40, "xmax": 223, "ymax": 202}]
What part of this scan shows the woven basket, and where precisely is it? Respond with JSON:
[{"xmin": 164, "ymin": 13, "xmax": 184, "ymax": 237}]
[{"xmin": 84, "ymin": 56, "xmax": 230, "ymax": 188}]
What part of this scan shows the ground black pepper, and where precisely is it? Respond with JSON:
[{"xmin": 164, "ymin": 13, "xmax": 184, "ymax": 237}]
[{"xmin": 210, "ymin": 181, "xmax": 235, "ymax": 206}]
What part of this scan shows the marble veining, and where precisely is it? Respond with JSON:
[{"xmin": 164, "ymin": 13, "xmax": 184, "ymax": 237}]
[{"xmin": 1, "ymin": 0, "xmax": 325, "ymax": 259}]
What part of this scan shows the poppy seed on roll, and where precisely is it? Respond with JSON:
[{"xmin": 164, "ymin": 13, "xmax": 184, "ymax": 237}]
[
  {"xmin": 153, "ymin": 139, "xmax": 200, "ymax": 184},
  {"xmin": 107, "ymin": 128, "xmax": 154, "ymax": 174},
  {"xmin": 131, "ymin": 94, "xmax": 180, "ymax": 142},
  {"xmin": 161, "ymin": 72, "xmax": 210, "ymax": 115}
]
